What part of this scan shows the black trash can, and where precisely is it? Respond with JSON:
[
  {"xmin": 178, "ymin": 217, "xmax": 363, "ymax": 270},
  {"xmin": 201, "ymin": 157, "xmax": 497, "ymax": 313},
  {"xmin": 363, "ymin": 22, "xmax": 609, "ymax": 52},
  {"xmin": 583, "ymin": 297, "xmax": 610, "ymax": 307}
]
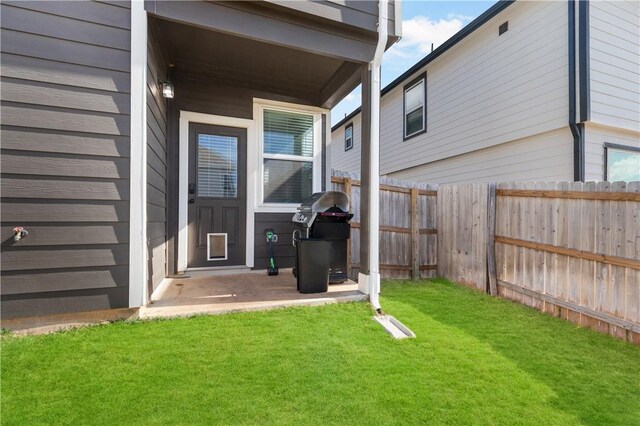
[{"xmin": 295, "ymin": 238, "xmax": 330, "ymax": 294}]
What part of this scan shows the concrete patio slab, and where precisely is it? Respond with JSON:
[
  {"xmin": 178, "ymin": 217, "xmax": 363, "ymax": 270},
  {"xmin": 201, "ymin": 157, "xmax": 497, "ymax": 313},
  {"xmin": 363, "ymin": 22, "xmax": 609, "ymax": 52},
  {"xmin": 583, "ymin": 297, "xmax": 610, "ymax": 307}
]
[
  {"xmin": 1, "ymin": 269, "xmax": 366, "ymax": 335},
  {"xmin": 140, "ymin": 269, "xmax": 366, "ymax": 319}
]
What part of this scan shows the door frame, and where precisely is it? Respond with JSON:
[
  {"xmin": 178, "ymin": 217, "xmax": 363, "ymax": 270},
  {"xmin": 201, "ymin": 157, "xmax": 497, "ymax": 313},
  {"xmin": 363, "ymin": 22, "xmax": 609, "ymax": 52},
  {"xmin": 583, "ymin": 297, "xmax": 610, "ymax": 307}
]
[{"xmin": 178, "ymin": 111, "xmax": 255, "ymax": 272}]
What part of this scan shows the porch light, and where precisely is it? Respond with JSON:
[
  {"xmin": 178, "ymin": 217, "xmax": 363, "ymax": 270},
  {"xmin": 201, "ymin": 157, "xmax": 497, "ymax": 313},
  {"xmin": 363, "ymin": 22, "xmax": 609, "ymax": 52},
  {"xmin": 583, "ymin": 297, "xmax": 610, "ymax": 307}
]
[{"xmin": 161, "ymin": 80, "xmax": 174, "ymax": 99}]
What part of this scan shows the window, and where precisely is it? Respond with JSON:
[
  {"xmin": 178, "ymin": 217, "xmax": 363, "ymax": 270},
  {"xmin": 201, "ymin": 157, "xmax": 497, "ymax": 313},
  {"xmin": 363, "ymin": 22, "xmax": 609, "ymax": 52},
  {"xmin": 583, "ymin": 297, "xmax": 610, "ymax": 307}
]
[
  {"xmin": 605, "ymin": 143, "xmax": 640, "ymax": 182},
  {"xmin": 197, "ymin": 133, "xmax": 238, "ymax": 198},
  {"xmin": 345, "ymin": 123, "xmax": 353, "ymax": 151},
  {"xmin": 403, "ymin": 73, "xmax": 426, "ymax": 140},
  {"xmin": 259, "ymin": 105, "xmax": 321, "ymax": 206}
]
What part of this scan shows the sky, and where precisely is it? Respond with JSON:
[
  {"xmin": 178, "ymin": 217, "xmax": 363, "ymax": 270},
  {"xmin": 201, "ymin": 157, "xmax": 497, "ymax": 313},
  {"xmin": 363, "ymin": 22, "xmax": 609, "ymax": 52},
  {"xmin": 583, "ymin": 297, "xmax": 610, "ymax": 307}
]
[{"xmin": 331, "ymin": 0, "xmax": 496, "ymax": 125}]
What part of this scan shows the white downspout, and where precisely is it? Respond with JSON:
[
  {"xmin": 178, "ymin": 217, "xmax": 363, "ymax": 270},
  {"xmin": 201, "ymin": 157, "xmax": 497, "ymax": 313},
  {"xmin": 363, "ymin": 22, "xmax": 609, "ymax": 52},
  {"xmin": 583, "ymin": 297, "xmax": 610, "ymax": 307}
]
[{"xmin": 368, "ymin": 0, "xmax": 388, "ymax": 311}]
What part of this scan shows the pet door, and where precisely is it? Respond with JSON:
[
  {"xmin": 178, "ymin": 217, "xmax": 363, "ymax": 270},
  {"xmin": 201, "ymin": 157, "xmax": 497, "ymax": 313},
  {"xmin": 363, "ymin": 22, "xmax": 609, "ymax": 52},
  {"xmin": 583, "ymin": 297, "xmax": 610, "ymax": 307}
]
[{"xmin": 207, "ymin": 233, "xmax": 228, "ymax": 261}]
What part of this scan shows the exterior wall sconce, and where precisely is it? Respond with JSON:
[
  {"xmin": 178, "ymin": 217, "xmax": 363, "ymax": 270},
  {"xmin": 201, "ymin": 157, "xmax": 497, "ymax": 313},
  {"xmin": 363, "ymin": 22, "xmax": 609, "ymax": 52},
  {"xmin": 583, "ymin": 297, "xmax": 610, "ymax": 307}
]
[
  {"xmin": 161, "ymin": 80, "xmax": 174, "ymax": 99},
  {"xmin": 13, "ymin": 226, "xmax": 28, "ymax": 242},
  {"xmin": 161, "ymin": 63, "xmax": 175, "ymax": 99}
]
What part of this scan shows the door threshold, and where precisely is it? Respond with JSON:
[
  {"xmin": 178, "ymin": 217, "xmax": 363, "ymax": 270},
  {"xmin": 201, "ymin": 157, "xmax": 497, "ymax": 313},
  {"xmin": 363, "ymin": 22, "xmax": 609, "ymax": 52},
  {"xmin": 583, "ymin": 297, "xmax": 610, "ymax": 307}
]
[{"xmin": 182, "ymin": 266, "xmax": 254, "ymax": 277}]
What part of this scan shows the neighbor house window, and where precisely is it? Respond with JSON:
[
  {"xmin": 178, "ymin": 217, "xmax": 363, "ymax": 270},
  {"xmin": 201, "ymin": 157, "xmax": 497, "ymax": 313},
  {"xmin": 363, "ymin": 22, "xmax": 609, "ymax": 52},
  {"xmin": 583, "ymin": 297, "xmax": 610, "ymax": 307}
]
[
  {"xmin": 345, "ymin": 123, "xmax": 353, "ymax": 151},
  {"xmin": 261, "ymin": 107, "xmax": 320, "ymax": 205},
  {"xmin": 605, "ymin": 143, "xmax": 640, "ymax": 182},
  {"xmin": 403, "ymin": 73, "xmax": 426, "ymax": 140}
]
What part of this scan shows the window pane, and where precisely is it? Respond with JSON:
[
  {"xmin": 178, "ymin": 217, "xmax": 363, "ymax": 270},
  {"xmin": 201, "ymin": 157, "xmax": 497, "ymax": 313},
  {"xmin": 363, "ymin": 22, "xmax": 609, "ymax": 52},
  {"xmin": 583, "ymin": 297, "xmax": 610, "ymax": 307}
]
[
  {"xmin": 345, "ymin": 126, "xmax": 353, "ymax": 140},
  {"xmin": 608, "ymin": 148, "xmax": 640, "ymax": 181},
  {"xmin": 345, "ymin": 126, "xmax": 353, "ymax": 150},
  {"xmin": 264, "ymin": 109, "xmax": 314, "ymax": 156},
  {"xmin": 263, "ymin": 159, "xmax": 312, "ymax": 203},
  {"xmin": 197, "ymin": 134, "xmax": 237, "ymax": 198},
  {"xmin": 405, "ymin": 107, "xmax": 424, "ymax": 136},
  {"xmin": 405, "ymin": 80, "xmax": 424, "ymax": 112}
]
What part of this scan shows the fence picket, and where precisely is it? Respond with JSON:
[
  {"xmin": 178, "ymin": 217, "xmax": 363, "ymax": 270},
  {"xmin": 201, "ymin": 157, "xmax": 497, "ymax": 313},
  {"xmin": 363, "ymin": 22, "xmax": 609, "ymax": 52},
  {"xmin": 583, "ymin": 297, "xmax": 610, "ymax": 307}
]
[{"xmin": 331, "ymin": 171, "xmax": 639, "ymax": 343}]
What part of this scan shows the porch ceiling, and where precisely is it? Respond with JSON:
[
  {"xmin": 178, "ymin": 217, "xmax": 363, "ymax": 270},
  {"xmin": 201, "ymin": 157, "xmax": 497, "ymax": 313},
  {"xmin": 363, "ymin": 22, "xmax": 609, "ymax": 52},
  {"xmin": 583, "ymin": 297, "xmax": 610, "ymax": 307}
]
[{"xmin": 151, "ymin": 17, "xmax": 362, "ymax": 108}]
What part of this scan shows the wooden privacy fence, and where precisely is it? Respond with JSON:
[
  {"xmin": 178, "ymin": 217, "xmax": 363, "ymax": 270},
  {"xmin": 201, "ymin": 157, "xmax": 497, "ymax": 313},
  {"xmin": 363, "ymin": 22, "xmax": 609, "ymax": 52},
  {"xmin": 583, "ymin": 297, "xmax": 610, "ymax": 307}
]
[
  {"xmin": 331, "ymin": 170, "xmax": 437, "ymax": 280},
  {"xmin": 437, "ymin": 181, "xmax": 640, "ymax": 343}
]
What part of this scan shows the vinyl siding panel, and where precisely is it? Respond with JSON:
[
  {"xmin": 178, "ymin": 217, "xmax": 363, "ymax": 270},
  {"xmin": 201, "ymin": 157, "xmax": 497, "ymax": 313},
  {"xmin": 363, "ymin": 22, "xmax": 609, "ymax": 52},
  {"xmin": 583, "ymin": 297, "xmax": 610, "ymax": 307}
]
[
  {"xmin": 146, "ymin": 28, "xmax": 168, "ymax": 293},
  {"xmin": 332, "ymin": 1, "xmax": 571, "ymax": 180},
  {"xmin": 0, "ymin": 1, "xmax": 131, "ymax": 319},
  {"xmin": 254, "ymin": 213, "xmax": 297, "ymax": 269},
  {"xmin": 387, "ymin": 128, "xmax": 574, "ymax": 184},
  {"xmin": 331, "ymin": 113, "xmax": 362, "ymax": 173},
  {"xmin": 584, "ymin": 123, "xmax": 640, "ymax": 181},
  {"xmin": 589, "ymin": 0, "xmax": 640, "ymax": 132},
  {"xmin": 380, "ymin": 0, "xmax": 568, "ymax": 175}
]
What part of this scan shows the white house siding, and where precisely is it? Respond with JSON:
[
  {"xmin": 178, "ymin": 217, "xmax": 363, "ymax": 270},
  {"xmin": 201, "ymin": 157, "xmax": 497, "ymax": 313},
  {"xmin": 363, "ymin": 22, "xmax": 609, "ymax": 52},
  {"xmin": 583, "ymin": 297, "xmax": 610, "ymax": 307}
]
[
  {"xmin": 331, "ymin": 112, "xmax": 362, "ymax": 173},
  {"xmin": 584, "ymin": 123, "xmax": 640, "ymax": 181},
  {"xmin": 386, "ymin": 127, "xmax": 574, "ymax": 184},
  {"xmin": 378, "ymin": 0, "xmax": 569, "ymax": 176},
  {"xmin": 589, "ymin": 0, "xmax": 640, "ymax": 132},
  {"xmin": 331, "ymin": 1, "xmax": 571, "ymax": 178}
]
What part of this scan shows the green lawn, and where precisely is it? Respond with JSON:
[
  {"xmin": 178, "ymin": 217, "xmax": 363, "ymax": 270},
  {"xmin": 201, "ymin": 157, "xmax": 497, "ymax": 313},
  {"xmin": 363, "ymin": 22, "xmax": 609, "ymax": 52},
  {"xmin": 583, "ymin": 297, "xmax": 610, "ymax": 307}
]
[{"xmin": 2, "ymin": 279, "xmax": 639, "ymax": 425}]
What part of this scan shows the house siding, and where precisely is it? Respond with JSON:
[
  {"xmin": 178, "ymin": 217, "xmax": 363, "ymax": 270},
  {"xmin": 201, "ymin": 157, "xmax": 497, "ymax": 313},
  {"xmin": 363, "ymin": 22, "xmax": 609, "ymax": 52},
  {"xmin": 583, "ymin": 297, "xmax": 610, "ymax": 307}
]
[
  {"xmin": 331, "ymin": 113, "xmax": 362, "ymax": 173},
  {"xmin": 589, "ymin": 0, "xmax": 640, "ymax": 132},
  {"xmin": 0, "ymin": 1, "xmax": 131, "ymax": 319},
  {"xmin": 146, "ymin": 27, "xmax": 168, "ymax": 294},
  {"xmin": 333, "ymin": 1, "xmax": 574, "ymax": 181},
  {"xmin": 387, "ymin": 128, "xmax": 574, "ymax": 184},
  {"xmin": 584, "ymin": 123, "xmax": 640, "ymax": 181},
  {"xmin": 254, "ymin": 213, "xmax": 297, "ymax": 270}
]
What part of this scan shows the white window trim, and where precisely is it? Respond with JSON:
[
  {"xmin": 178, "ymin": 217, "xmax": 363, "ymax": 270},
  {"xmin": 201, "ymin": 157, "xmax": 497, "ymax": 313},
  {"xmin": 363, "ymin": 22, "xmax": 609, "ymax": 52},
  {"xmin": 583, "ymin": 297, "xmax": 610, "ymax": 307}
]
[
  {"xmin": 403, "ymin": 78, "xmax": 425, "ymax": 139},
  {"xmin": 253, "ymin": 98, "xmax": 327, "ymax": 213},
  {"xmin": 178, "ymin": 111, "xmax": 256, "ymax": 272}
]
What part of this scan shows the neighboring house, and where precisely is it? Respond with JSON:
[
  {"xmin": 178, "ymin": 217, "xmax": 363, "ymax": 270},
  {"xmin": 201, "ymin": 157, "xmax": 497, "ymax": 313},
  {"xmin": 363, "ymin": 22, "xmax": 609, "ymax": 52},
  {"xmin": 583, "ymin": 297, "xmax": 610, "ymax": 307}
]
[
  {"xmin": 0, "ymin": 1, "xmax": 400, "ymax": 319},
  {"xmin": 331, "ymin": 0, "xmax": 640, "ymax": 184}
]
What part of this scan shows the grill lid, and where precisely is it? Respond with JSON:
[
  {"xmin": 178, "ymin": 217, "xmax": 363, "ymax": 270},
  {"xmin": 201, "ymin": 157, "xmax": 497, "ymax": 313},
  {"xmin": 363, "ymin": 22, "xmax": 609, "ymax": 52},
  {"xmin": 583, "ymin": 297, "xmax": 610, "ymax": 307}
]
[
  {"xmin": 292, "ymin": 191, "xmax": 350, "ymax": 228},
  {"xmin": 297, "ymin": 191, "xmax": 349, "ymax": 213}
]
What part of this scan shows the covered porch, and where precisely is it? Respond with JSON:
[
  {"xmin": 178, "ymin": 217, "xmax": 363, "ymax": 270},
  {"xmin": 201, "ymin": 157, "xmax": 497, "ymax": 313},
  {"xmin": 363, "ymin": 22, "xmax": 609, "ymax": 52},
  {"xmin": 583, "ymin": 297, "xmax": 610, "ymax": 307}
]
[{"xmin": 137, "ymin": 0, "xmax": 398, "ymax": 308}]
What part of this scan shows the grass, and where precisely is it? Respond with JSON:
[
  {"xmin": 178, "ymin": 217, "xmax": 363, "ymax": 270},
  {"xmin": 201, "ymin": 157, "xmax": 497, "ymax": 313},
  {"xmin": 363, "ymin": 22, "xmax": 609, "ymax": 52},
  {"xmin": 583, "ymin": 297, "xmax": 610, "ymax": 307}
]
[{"xmin": 2, "ymin": 279, "xmax": 639, "ymax": 425}]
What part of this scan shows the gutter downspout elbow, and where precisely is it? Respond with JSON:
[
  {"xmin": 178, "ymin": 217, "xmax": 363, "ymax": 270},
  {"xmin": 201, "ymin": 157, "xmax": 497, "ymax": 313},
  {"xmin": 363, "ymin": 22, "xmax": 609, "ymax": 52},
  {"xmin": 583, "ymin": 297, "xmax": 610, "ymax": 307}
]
[{"xmin": 368, "ymin": 0, "xmax": 388, "ymax": 312}]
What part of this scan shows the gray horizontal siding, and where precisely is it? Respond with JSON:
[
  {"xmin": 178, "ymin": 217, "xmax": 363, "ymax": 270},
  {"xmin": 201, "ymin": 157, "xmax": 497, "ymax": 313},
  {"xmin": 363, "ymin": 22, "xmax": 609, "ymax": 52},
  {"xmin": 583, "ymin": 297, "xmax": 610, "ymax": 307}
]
[
  {"xmin": 1, "ymin": 287, "xmax": 129, "ymax": 320},
  {"xmin": 1, "ymin": 126, "xmax": 130, "ymax": 157},
  {"xmin": 1, "ymin": 266, "xmax": 129, "ymax": 295},
  {"xmin": 254, "ymin": 213, "xmax": 297, "ymax": 270},
  {"xmin": 1, "ymin": 151, "xmax": 130, "ymax": 179},
  {"xmin": 1, "ymin": 29, "xmax": 130, "ymax": 72},
  {"xmin": 2, "ymin": 3, "xmax": 130, "ymax": 50},
  {"xmin": 2, "ymin": 103, "xmax": 130, "ymax": 136},
  {"xmin": 0, "ymin": 0, "xmax": 132, "ymax": 319},
  {"xmin": 1, "ymin": 77, "xmax": 130, "ymax": 114},
  {"xmin": 4, "ymin": 1, "xmax": 131, "ymax": 29},
  {"xmin": 146, "ymin": 27, "xmax": 167, "ymax": 294},
  {"xmin": 1, "ymin": 53, "xmax": 130, "ymax": 92},
  {"xmin": 0, "ymin": 224, "xmax": 129, "ymax": 246},
  {"xmin": 1, "ymin": 201, "xmax": 129, "ymax": 223}
]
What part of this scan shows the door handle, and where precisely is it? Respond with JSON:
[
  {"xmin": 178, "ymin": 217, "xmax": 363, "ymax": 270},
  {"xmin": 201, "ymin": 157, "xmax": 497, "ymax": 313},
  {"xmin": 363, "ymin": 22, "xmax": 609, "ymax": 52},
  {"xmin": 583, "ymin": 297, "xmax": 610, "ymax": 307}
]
[
  {"xmin": 189, "ymin": 183, "xmax": 196, "ymax": 194},
  {"xmin": 189, "ymin": 199, "xmax": 195, "ymax": 204}
]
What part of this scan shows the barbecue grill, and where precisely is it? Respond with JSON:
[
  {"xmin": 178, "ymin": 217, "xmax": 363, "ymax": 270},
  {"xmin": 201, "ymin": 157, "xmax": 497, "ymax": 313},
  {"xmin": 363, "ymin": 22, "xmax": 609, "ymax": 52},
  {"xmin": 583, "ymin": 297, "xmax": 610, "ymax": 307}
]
[{"xmin": 292, "ymin": 191, "xmax": 353, "ymax": 284}]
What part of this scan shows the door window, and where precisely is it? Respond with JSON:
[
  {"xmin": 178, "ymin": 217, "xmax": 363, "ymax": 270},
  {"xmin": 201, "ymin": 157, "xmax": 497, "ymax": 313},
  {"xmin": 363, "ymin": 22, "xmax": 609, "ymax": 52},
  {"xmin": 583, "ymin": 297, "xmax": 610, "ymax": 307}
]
[{"xmin": 197, "ymin": 133, "xmax": 238, "ymax": 198}]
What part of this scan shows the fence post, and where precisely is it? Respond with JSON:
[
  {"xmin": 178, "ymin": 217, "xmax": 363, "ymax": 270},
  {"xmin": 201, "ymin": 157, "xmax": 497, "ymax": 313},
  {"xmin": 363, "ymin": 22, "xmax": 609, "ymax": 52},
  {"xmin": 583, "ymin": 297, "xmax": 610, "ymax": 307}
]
[
  {"xmin": 487, "ymin": 182, "xmax": 498, "ymax": 296},
  {"xmin": 411, "ymin": 188, "xmax": 419, "ymax": 280},
  {"xmin": 345, "ymin": 177, "xmax": 352, "ymax": 276}
]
